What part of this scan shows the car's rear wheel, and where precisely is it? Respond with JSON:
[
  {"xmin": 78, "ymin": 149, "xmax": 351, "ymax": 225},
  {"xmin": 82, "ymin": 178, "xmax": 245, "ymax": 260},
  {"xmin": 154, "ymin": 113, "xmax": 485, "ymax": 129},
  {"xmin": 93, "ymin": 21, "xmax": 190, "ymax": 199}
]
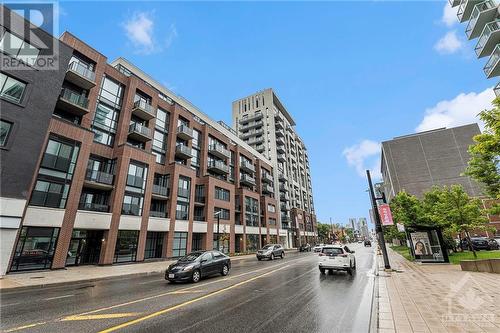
[
  {"xmin": 270, "ymin": 253, "xmax": 274, "ymax": 260},
  {"xmin": 257, "ymin": 257, "xmax": 261, "ymax": 261},
  {"xmin": 192, "ymin": 269, "xmax": 201, "ymax": 283},
  {"xmin": 319, "ymin": 268, "xmax": 325, "ymax": 274},
  {"xmin": 281, "ymin": 251, "xmax": 285, "ymax": 259},
  {"xmin": 221, "ymin": 264, "xmax": 229, "ymax": 276}
]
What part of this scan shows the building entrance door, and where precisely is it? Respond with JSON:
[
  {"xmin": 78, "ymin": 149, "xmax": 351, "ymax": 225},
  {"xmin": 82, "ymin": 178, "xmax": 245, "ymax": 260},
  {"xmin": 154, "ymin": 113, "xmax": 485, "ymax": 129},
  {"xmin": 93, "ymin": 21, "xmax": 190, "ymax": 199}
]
[{"xmin": 66, "ymin": 230, "xmax": 103, "ymax": 266}]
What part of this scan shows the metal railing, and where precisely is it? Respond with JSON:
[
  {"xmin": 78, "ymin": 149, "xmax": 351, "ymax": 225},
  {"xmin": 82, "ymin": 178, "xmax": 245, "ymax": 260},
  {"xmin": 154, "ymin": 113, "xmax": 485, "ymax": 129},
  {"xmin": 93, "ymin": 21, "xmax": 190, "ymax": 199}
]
[
  {"xmin": 133, "ymin": 100, "xmax": 156, "ymax": 117},
  {"xmin": 484, "ymin": 44, "xmax": 500, "ymax": 77},
  {"xmin": 175, "ymin": 144, "xmax": 192, "ymax": 157},
  {"xmin": 466, "ymin": 0, "xmax": 496, "ymax": 37},
  {"xmin": 128, "ymin": 123, "xmax": 152, "ymax": 137},
  {"xmin": 208, "ymin": 160, "xmax": 229, "ymax": 173},
  {"xmin": 79, "ymin": 202, "xmax": 109, "ymax": 212},
  {"xmin": 68, "ymin": 61, "xmax": 96, "ymax": 82},
  {"xmin": 150, "ymin": 210, "xmax": 167, "ymax": 218},
  {"xmin": 152, "ymin": 184, "xmax": 169, "ymax": 197},
  {"xmin": 177, "ymin": 124, "xmax": 194, "ymax": 138},
  {"xmin": 85, "ymin": 169, "xmax": 114, "ymax": 185},
  {"xmin": 475, "ymin": 20, "xmax": 500, "ymax": 55},
  {"xmin": 208, "ymin": 144, "xmax": 230, "ymax": 158},
  {"xmin": 60, "ymin": 88, "xmax": 89, "ymax": 109}
]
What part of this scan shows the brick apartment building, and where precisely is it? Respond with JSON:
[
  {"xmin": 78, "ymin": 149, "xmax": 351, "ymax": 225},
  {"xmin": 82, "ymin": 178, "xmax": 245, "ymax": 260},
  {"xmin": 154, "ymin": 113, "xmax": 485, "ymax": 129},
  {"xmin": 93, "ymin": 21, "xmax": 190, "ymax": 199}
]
[{"xmin": 0, "ymin": 7, "xmax": 317, "ymax": 275}]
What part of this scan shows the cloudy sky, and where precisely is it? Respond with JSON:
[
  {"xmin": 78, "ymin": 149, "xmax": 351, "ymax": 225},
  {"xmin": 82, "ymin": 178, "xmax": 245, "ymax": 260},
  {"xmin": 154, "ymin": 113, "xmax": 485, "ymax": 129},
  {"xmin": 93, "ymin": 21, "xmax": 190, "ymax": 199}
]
[{"xmin": 57, "ymin": 1, "xmax": 495, "ymax": 228}]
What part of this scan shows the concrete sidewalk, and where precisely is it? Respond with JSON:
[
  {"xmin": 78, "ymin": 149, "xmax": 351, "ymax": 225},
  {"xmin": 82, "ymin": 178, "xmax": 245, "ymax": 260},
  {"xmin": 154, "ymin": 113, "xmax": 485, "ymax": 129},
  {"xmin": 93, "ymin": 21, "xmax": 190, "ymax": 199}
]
[
  {"xmin": 377, "ymin": 248, "xmax": 500, "ymax": 333},
  {"xmin": 0, "ymin": 252, "xmax": 262, "ymax": 291}
]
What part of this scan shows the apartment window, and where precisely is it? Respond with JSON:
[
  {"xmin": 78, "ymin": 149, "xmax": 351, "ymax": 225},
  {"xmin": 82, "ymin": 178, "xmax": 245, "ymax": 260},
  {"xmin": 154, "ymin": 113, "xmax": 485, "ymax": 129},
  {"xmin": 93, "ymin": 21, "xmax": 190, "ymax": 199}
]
[
  {"xmin": 269, "ymin": 218, "xmax": 277, "ymax": 226},
  {"xmin": 215, "ymin": 187, "xmax": 230, "ymax": 201},
  {"xmin": 0, "ymin": 72, "xmax": 26, "ymax": 103},
  {"xmin": 172, "ymin": 232, "xmax": 188, "ymax": 257},
  {"xmin": 150, "ymin": 200, "xmax": 167, "ymax": 218},
  {"xmin": 0, "ymin": 31, "xmax": 40, "ymax": 65},
  {"xmin": 214, "ymin": 207, "xmax": 230, "ymax": 220},
  {"xmin": 79, "ymin": 190, "xmax": 110, "ymax": 212},
  {"xmin": 114, "ymin": 230, "xmax": 139, "ymax": 263},
  {"xmin": 156, "ymin": 108, "xmax": 170, "ymax": 131},
  {"xmin": 92, "ymin": 76, "xmax": 123, "ymax": 146},
  {"xmin": 86, "ymin": 156, "xmax": 115, "ymax": 184},
  {"xmin": 30, "ymin": 137, "xmax": 79, "ymax": 209},
  {"xmin": 267, "ymin": 204, "xmax": 276, "ymax": 213},
  {"xmin": 0, "ymin": 120, "xmax": 12, "ymax": 147},
  {"xmin": 10, "ymin": 227, "xmax": 59, "ymax": 272},
  {"xmin": 192, "ymin": 129, "xmax": 201, "ymax": 149},
  {"xmin": 245, "ymin": 196, "xmax": 259, "ymax": 227},
  {"xmin": 153, "ymin": 130, "xmax": 166, "ymax": 164},
  {"xmin": 177, "ymin": 176, "xmax": 191, "ymax": 199},
  {"xmin": 126, "ymin": 162, "xmax": 147, "ymax": 191},
  {"xmin": 145, "ymin": 232, "xmax": 164, "ymax": 259},
  {"xmin": 158, "ymin": 93, "xmax": 174, "ymax": 105},
  {"xmin": 194, "ymin": 206, "xmax": 205, "ymax": 221},
  {"xmin": 122, "ymin": 194, "xmax": 143, "ymax": 216},
  {"xmin": 195, "ymin": 185, "xmax": 205, "ymax": 203},
  {"xmin": 175, "ymin": 202, "xmax": 189, "ymax": 220}
]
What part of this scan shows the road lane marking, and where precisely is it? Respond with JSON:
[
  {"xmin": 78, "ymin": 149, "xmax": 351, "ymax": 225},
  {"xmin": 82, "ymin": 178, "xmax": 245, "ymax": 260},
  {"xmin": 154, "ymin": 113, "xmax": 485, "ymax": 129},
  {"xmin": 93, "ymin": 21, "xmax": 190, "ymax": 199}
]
[
  {"xmin": 44, "ymin": 294, "xmax": 75, "ymax": 301},
  {"xmin": 168, "ymin": 290, "xmax": 202, "ymax": 294},
  {"xmin": 3, "ymin": 322, "xmax": 46, "ymax": 332},
  {"xmin": 62, "ymin": 313, "xmax": 140, "ymax": 321},
  {"xmin": 98, "ymin": 264, "xmax": 292, "ymax": 333}
]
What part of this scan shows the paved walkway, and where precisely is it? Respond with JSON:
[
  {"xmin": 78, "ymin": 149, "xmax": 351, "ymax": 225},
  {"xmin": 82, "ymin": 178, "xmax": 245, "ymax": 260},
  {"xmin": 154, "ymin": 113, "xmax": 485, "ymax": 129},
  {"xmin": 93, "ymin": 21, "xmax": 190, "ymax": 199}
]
[
  {"xmin": 377, "ymin": 248, "xmax": 500, "ymax": 333},
  {"xmin": 0, "ymin": 253, "xmax": 260, "ymax": 290}
]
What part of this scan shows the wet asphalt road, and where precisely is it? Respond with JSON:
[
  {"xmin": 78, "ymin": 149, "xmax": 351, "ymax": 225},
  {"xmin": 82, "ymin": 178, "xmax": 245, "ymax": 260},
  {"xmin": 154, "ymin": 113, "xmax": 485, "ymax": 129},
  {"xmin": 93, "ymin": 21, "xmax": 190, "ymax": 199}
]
[{"xmin": 0, "ymin": 244, "xmax": 375, "ymax": 333}]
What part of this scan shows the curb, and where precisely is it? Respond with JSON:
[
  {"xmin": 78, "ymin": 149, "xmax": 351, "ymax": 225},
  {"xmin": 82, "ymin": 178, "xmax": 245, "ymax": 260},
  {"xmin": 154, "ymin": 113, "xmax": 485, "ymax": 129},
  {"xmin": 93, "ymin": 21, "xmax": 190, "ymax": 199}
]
[{"xmin": 369, "ymin": 251, "xmax": 380, "ymax": 333}]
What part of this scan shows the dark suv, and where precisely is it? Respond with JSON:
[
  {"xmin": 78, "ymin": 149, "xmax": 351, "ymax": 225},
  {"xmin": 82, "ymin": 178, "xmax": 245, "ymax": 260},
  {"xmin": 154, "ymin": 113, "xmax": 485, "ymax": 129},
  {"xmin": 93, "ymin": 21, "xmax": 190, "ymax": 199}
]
[
  {"xmin": 257, "ymin": 244, "xmax": 285, "ymax": 260},
  {"xmin": 364, "ymin": 240, "xmax": 372, "ymax": 247}
]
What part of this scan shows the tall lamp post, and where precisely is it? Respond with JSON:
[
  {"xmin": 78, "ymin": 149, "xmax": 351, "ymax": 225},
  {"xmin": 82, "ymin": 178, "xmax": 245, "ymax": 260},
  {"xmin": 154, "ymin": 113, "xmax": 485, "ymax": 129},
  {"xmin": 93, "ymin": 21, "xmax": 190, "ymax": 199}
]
[
  {"xmin": 214, "ymin": 211, "xmax": 221, "ymax": 251},
  {"xmin": 366, "ymin": 169, "xmax": 391, "ymax": 270}
]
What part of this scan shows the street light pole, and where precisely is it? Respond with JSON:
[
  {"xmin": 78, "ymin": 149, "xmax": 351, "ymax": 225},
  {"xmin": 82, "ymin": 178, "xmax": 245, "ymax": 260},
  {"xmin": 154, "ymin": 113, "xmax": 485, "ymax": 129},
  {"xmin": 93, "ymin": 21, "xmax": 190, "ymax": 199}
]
[
  {"xmin": 214, "ymin": 211, "xmax": 221, "ymax": 251},
  {"xmin": 366, "ymin": 169, "xmax": 391, "ymax": 270}
]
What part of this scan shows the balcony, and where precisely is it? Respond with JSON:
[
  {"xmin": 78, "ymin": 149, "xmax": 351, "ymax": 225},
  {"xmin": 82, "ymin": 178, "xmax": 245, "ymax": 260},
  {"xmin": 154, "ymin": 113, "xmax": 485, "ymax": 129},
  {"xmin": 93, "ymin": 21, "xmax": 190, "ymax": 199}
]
[
  {"xmin": 240, "ymin": 174, "xmax": 256, "ymax": 186},
  {"xmin": 466, "ymin": 0, "xmax": 498, "ymax": 39},
  {"xmin": 458, "ymin": 0, "xmax": 483, "ymax": 22},
  {"xmin": 84, "ymin": 169, "xmax": 114, "ymax": 190},
  {"xmin": 66, "ymin": 61, "xmax": 96, "ymax": 89},
  {"xmin": 208, "ymin": 144, "xmax": 230, "ymax": 160},
  {"xmin": 240, "ymin": 160, "xmax": 255, "ymax": 173},
  {"xmin": 275, "ymin": 119, "xmax": 284, "ymax": 130},
  {"xmin": 476, "ymin": 20, "xmax": 500, "ymax": 57},
  {"xmin": 280, "ymin": 192, "xmax": 289, "ymax": 201},
  {"xmin": 262, "ymin": 173, "xmax": 273, "ymax": 184},
  {"xmin": 495, "ymin": 81, "xmax": 500, "ymax": 96},
  {"xmin": 449, "ymin": 0, "xmax": 462, "ymax": 6},
  {"xmin": 276, "ymin": 136, "xmax": 286, "ymax": 146},
  {"xmin": 175, "ymin": 144, "xmax": 193, "ymax": 159},
  {"xmin": 78, "ymin": 202, "xmax": 109, "ymax": 212},
  {"xmin": 177, "ymin": 125, "xmax": 194, "ymax": 140},
  {"xmin": 239, "ymin": 112, "xmax": 263, "ymax": 124},
  {"xmin": 57, "ymin": 88, "xmax": 89, "ymax": 116},
  {"xmin": 240, "ymin": 120, "xmax": 263, "ymax": 131},
  {"xmin": 152, "ymin": 184, "xmax": 169, "ymax": 199},
  {"xmin": 241, "ymin": 128, "xmax": 264, "ymax": 139},
  {"xmin": 150, "ymin": 210, "xmax": 167, "ymax": 218},
  {"xmin": 276, "ymin": 129, "xmax": 285, "ymax": 138},
  {"xmin": 279, "ymin": 184, "xmax": 288, "ymax": 192},
  {"xmin": 247, "ymin": 136, "xmax": 264, "ymax": 145},
  {"xmin": 128, "ymin": 123, "xmax": 152, "ymax": 142},
  {"xmin": 278, "ymin": 173, "xmax": 287, "ymax": 182},
  {"xmin": 280, "ymin": 202, "xmax": 290, "ymax": 211},
  {"xmin": 484, "ymin": 44, "xmax": 500, "ymax": 78},
  {"xmin": 277, "ymin": 153, "xmax": 286, "ymax": 162},
  {"xmin": 132, "ymin": 100, "xmax": 156, "ymax": 121},
  {"xmin": 262, "ymin": 184, "xmax": 274, "ymax": 194},
  {"xmin": 255, "ymin": 145, "xmax": 265, "ymax": 153},
  {"xmin": 207, "ymin": 160, "xmax": 229, "ymax": 174}
]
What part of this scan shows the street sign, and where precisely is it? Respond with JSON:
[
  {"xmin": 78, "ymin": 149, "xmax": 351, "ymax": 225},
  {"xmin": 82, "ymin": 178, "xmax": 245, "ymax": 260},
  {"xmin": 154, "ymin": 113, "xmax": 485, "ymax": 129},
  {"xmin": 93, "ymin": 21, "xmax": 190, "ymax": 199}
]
[{"xmin": 378, "ymin": 204, "xmax": 394, "ymax": 226}]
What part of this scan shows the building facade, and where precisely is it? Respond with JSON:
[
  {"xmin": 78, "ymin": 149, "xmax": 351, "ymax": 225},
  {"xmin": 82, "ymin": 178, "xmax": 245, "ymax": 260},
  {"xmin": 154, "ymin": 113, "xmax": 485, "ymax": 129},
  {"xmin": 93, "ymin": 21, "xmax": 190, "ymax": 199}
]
[
  {"xmin": 448, "ymin": 0, "xmax": 500, "ymax": 95},
  {"xmin": 231, "ymin": 89, "xmax": 317, "ymax": 248},
  {"xmin": 0, "ymin": 8, "xmax": 283, "ymax": 275}
]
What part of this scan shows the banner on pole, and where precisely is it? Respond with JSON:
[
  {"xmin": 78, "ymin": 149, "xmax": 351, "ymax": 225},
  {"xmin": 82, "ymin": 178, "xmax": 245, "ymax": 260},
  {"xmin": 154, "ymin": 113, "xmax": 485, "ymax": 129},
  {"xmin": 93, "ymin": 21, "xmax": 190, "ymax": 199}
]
[{"xmin": 378, "ymin": 204, "xmax": 394, "ymax": 226}]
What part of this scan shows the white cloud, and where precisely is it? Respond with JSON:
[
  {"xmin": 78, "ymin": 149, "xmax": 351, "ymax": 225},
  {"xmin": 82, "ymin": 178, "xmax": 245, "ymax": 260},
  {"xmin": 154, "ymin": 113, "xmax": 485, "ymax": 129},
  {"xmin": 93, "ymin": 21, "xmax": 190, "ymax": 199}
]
[
  {"xmin": 434, "ymin": 30, "xmax": 464, "ymax": 54},
  {"xmin": 342, "ymin": 140, "xmax": 382, "ymax": 180},
  {"xmin": 165, "ymin": 23, "xmax": 178, "ymax": 49},
  {"xmin": 416, "ymin": 87, "xmax": 495, "ymax": 132},
  {"xmin": 442, "ymin": 3, "xmax": 458, "ymax": 27},
  {"xmin": 123, "ymin": 11, "xmax": 156, "ymax": 54}
]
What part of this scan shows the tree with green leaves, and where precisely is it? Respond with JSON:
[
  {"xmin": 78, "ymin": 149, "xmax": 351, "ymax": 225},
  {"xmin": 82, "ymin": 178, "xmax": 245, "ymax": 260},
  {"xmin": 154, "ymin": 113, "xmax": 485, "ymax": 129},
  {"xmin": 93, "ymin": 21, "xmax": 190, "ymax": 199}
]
[
  {"xmin": 316, "ymin": 223, "xmax": 331, "ymax": 243},
  {"xmin": 432, "ymin": 185, "xmax": 491, "ymax": 258},
  {"xmin": 466, "ymin": 98, "xmax": 500, "ymax": 215}
]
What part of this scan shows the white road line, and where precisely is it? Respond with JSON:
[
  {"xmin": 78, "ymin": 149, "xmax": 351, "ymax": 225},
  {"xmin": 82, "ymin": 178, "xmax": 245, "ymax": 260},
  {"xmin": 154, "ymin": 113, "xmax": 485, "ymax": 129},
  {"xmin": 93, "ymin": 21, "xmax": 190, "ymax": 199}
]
[{"xmin": 44, "ymin": 294, "xmax": 75, "ymax": 301}]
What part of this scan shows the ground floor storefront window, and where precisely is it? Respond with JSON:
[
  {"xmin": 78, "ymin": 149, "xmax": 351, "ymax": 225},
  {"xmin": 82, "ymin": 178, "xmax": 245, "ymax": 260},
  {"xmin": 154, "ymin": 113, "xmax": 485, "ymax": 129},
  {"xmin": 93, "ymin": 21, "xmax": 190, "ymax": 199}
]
[
  {"xmin": 235, "ymin": 234, "xmax": 243, "ymax": 253},
  {"xmin": 172, "ymin": 232, "xmax": 187, "ymax": 257},
  {"xmin": 213, "ymin": 233, "xmax": 229, "ymax": 254},
  {"xmin": 10, "ymin": 227, "xmax": 59, "ymax": 272},
  {"xmin": 66, "ymin": 229, "xmax": 103, "ymax": 266},
  {"xmin": 114, "ymin": 230, "xmax": 139, "ymax": 263},
  {"xmin": 269, "ymin": 235, "xmax": 277, "ymax": 244},
  {"xmin": 144, "ymin": 232, "xmax": 164, "ymax": 259},
  {"xmin": 192, "ymin": 233, "xmax": 204, "ymax": 251},
  {"xmin": 246, "ymin": 234, "xmax": 259, "ymax": 252}
]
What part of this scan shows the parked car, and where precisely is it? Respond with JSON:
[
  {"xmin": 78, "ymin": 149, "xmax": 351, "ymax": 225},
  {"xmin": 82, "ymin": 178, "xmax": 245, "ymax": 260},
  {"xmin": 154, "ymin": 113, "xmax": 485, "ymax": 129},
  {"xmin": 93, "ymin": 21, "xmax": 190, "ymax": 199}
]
[
  {"xmin": 318, "ymin": 245, "xmax": 356, "ymax": 275},
  {"xmin": 299, "ymin": 243, "xmax": 311, "ymax": 252},
  {"xmin": 364, "ymin": 240, "xmax": 372, "ymax": 247},
  {"xmin": 460, "ymin": 237, "xmax": 496, "ymax": 251},
  {"xmin": 487, "ymin": 238, "xmax": 499, "ymax": 250},
  {"xmin": 165, "ymin": 250, "xmax": 231, "ymax": 283},
  {"xmin": 313, "ymin": 244, "xmax": 324, "ymax": 252},
  {"xmin": 257, "ymin": 244, "xmax": 285, "ymax": 260}
]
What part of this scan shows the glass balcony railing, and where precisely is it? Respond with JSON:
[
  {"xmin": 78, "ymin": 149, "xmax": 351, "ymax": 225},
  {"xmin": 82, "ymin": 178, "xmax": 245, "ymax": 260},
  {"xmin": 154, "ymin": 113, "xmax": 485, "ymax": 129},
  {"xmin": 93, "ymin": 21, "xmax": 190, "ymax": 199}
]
[
  {"xmin": 177, "ymin": 125, "xmax": 194, "ymax": 139},
  {"xmin": 133, "ymin": 100, "xmax": 156, "ymax": 118},
  {"xmin": 476, "ymin": 20, "xmax": 500, "ymax": 56},
  {"xmin": 208, "ymin": 160, "xmax": 229, "ymax": 173},
  {"xmin": 128, "ymin": 123, "xmax": 152, "ymax": 138},
  {"xmin": 466, "ymin": 0, "xmax": 497, "ymax": 38},
  {"xmin": 240, "ymin": 174, "xmax": 256, "ymax": 185},
  {"xmin": 150, "ymin": 210, "xmax": 167, "ymax": 218},
  {"xmin": 85, "ymin": 169, "xmax": 114, "ymax": 185},
  {"xmin": 68, "ymin": 61, "xmax": 96, "ymax": 82},
  {"xmin": 494, "ymin": 81, "xmax": 500, "ymax": 96},
  {"xmin": 208, "ymin": 144, "xmax": 230, "ymax": 159},
  {"xmin": 240, "ymin": 160, "xmax": 256, "ymax": 173},
  {"xmin": 152, "ymin": 184, "xmax": 169, "ymax": 197},
  {"xmin": 79, "ymin": 202, "xmax": 109, "ymax": 212},
  {"xmin": 484, "ymin": 44, "xmax": 500, "ymax": 77},
  {"xmin": 60, "ymin": 88, "xmax": 89, "ymax": 109}
]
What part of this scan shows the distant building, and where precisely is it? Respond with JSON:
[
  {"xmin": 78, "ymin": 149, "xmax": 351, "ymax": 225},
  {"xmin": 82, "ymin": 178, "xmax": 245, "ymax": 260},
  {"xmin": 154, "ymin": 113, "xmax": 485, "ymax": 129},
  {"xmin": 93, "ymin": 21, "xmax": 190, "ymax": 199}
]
[{"xmin": 359, "ymin": 218, "xmax": 369, "ymax": 240}]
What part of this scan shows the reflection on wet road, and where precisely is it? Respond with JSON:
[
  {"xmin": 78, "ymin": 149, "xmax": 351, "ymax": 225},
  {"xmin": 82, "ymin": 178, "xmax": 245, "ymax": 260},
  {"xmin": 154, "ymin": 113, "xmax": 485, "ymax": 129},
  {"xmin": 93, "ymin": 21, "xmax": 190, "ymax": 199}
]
[{"xmin": 1, "ymin": 244, "xmax": 375, "ymax": 333}]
